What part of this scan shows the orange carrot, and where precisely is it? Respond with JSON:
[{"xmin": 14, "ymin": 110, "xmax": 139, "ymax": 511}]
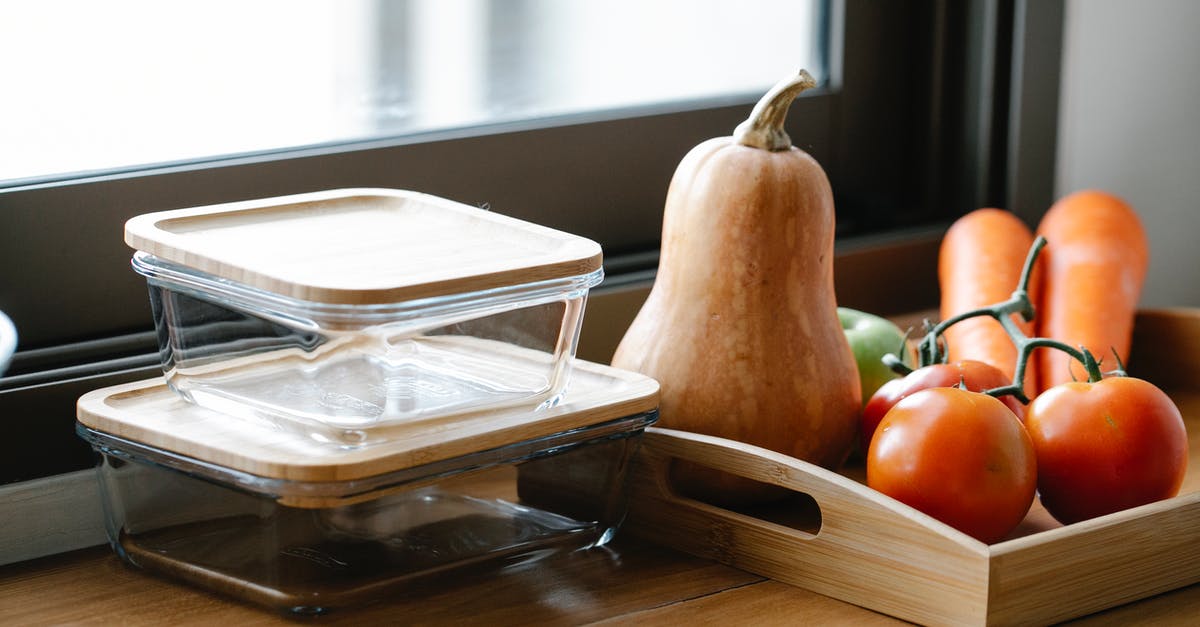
[
  {"xmin": 1034, "ymin": 190, "xmax": 1148, "ymax": 393},
  {"xmin": 939, "ymin": 208, "xmax": 1039, "ymax": 394}
]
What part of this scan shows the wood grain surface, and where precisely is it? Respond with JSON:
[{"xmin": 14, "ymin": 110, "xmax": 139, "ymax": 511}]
[
  {"xmin": 0, "ymin": 538, "xmax": 766, "ymax": 626},
  {"xmin": 124, "ymin": 188, "xmax": 603, "ymax": 305},
  {"xmin": 76, "ymin": 357, "xmax": 659, "ymax": 487},
  {"xmin": 3, "ymin": 536, "xmax": 1198, "ymax": 625}
]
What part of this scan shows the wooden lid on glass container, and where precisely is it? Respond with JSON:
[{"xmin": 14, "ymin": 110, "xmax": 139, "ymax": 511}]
[
  {"xmin": 77, "ymin": 359, "xmax": 658, "ymax": 487},
  {"xmin": 124, "ymin": 188, "xmax": 603, "ymax": 305}
]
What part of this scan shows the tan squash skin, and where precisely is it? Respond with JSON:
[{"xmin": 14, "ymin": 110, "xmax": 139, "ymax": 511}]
[{"xmin": 611, "ymin": 72, "xmax": 861, "ymax": 505}]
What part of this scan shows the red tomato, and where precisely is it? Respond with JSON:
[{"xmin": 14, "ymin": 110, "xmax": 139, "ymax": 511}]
[
  {"xmin": 861, "ymin": 360, "xmax": 1025, "ymax": 454},
  {"xmin": 867, "ymin": 387, "xmax": 1037, "ymax": 543},
  {"xmin": 1025, "ymin": 377, "xmax": 1188, "ymax": 524}
]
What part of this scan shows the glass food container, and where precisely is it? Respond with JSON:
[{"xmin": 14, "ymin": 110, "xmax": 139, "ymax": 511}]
[
  {"xmin": 77, "ymin": 359, "xmax": 658, "ymax": 614},
  {"xmin": 124, "ymin": 188, "xmax": 604, "ymax": 444}
]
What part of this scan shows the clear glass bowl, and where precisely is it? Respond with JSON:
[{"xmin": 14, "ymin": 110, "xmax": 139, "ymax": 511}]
[{"xmin": 134, "ymin": 252, "xmax": 602, "ymax": 444}]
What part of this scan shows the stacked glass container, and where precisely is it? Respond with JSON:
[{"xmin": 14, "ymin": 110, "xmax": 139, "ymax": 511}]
[{"xmin": 77, "ymin": 188, "xmax": 659, "ymax": 613}]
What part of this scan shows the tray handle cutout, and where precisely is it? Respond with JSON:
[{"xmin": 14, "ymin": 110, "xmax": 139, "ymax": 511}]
[
  {"xmin": 650, "ymin": 444, "xmax": 824, "ymax": 540},
  {"xmin": 625, "ymin": 427, "xmax": 993, "ymax": 627},
  {"xmin": 628, "ymin": 427, "xmax": 985, "ymax": 549},
  {"xmin": 628, "ymin": 428, "xmax": 880, "ymax": 544}
]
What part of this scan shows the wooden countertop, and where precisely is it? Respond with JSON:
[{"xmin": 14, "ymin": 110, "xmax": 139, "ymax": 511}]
[
  {"xmin": 6, "ymin": 309, "xmax": 1200, "ymax": 623},
  {"xmin": 2, "ymin": 535, "xmax": 1198, "ymax": 625}
]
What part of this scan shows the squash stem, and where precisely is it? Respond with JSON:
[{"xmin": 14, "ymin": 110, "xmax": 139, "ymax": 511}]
[{"xmin": 733, "ymin": 69, "xmax": 818, "ymax": 152}]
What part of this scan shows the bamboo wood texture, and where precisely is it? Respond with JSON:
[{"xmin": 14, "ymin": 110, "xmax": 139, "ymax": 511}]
[
  {"xmin": 124, "ymin": 188, "xmax": 603, "ymax": 305},
  {"xmin": 76, "ymin": 358, "xmax": 658, "ymax": 487},
  {"xmin": 626, "ymin": 308, "xmax": 1200, "ymax": 626}
]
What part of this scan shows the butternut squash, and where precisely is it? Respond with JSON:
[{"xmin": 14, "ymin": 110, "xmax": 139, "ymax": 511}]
[{"xmin": 611, "ymin": 70, "xmax": 861, "ymax": 506}]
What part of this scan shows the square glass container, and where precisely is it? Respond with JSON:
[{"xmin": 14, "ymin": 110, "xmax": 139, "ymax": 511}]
[
  {"xmin": 124, "ymin": 188, "xmax": 604, "ymax": 443},
  {"xmin": 76, "ymin": 359, "xmax": 658, "ymax": 614}
]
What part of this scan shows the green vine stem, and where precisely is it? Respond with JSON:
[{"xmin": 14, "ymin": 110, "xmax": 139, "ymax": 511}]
[{"xmin": 882, "ymin": 235, "xmax": 1114, "ymax": 405}]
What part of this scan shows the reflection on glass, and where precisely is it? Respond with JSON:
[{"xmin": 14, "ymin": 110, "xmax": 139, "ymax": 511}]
[{"xmin": 1, "ymin": 0, "xmax": 822, "ymax": 182}]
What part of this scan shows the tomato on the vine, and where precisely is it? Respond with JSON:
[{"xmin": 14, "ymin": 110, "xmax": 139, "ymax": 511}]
[
  {"xmin": 1025, "ymin": 376, "xmax": 1188, "ymax": 524},
  {"xmin": 861, "ymin": 360, "xmax": 1025, "ymax": 454},
  {"xmin": 867, "ymin": 386, "xmax": 1037, "ymax": 543}
]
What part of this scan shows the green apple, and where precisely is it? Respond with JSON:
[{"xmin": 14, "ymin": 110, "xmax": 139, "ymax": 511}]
[{"xmin": 838, "ymin": 307, "xmax": 910, "ymax": 405}]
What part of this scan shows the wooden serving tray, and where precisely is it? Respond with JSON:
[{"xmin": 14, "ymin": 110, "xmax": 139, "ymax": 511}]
[{"xmin": 625, "ymin": 309, "xmax": 1200, "ymax": 626}]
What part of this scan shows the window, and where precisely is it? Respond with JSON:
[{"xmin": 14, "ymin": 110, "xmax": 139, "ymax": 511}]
[
  {"xmin": 0, "ymin": 1, "xmax": 1062, "ymax": 489},
  {"xmin": 2, "ymin": 0, "xmax": 822, "ymax": 184}
]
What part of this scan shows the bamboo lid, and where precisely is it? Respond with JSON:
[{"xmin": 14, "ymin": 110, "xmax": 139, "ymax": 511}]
[
  {"xmin": 77, "ymin": 359, "xmax": 658, "ymax": 484},
  {"xmin": 124, "ymin": 188, "xmax": 603, "ymax": 305}
]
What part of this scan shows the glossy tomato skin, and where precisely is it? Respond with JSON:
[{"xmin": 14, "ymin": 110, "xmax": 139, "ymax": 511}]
[
  {"xmin": 867, "ymin": 387, "xmax": 1037, "ymax": 544},
  {"xmin": 1025, "ymin": 377, "xmax": 1188, "ymax": 524},
  {"xmin": 861, "ymin": 360, "xmax": 1025, "ymax": 455}
]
